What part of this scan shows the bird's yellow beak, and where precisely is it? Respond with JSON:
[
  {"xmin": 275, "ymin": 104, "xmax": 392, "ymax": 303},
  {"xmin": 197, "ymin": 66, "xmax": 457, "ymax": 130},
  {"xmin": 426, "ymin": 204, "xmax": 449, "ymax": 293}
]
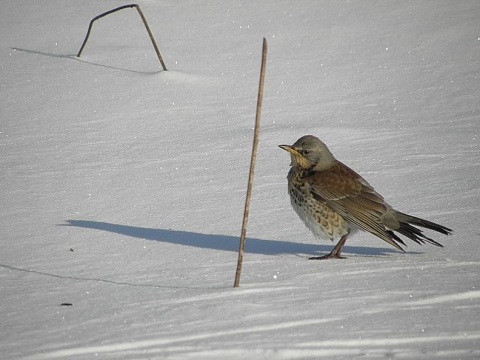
[
  {"xmin": 279, "ymin": 145, "xmax": 301, "ymax": 167},
  {"xmin": 279, "ymin": 145, "xmax": 296, "ymax": 154},
  {"xmin": 279, "ymin": 144, "xmax": 314, "ymax": 169}
]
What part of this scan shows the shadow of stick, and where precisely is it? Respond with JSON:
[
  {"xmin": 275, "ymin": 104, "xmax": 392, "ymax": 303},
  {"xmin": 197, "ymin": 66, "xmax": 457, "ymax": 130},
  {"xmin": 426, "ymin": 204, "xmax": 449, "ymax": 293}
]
[{"xmin": 11, "ymin": 47, "xmax": 161, "ymax": 74}]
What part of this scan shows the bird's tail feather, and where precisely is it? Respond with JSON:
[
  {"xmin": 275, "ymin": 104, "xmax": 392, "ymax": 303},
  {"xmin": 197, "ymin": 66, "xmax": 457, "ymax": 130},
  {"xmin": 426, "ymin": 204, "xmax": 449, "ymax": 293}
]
[{"xmin": 393, "ymin": 211, "xmax": 453, "ymax": 247}]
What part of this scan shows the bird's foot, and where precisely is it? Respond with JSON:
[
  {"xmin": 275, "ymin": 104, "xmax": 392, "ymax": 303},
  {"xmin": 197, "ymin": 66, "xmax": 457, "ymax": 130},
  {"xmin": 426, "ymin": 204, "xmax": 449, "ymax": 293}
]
[
  {"xmin": 309, "ymin": 234, "xmax": 349, "ymax": 260},
  {"xmin": 308, "ymin": 253, "xmax": 346, "ymax": 260}
]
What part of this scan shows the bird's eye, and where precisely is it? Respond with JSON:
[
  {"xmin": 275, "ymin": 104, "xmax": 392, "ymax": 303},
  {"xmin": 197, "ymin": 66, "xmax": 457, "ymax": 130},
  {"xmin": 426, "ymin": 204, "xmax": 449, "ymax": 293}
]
[{"xmin": 303, "ymin": 150, "xmax": 311, "ymax": 155}]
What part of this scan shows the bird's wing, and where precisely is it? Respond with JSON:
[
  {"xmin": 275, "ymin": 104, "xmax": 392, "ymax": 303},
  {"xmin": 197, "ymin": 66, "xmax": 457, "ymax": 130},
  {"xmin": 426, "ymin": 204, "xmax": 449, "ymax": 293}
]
[{"xmin": 306, "ymin": 161, "xmax": 404, "ymax": 250}]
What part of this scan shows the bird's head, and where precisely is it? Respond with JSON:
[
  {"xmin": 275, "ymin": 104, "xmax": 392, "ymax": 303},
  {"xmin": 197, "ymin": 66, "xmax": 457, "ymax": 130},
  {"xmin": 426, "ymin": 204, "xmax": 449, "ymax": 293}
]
[{"xmin": 279, "ymin": 135, "xmax": 336, "ymax": 170}]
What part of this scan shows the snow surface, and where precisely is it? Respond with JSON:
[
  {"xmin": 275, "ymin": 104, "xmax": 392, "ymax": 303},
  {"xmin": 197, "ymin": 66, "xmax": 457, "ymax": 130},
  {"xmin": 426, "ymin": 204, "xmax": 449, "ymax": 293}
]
[{"xmin": 1, "ymin": 0, "xmax": 479, "ymax": 359}]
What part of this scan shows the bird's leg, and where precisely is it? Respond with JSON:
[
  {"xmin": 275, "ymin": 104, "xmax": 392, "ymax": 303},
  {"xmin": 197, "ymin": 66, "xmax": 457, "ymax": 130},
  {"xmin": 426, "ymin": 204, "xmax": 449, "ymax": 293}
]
[{"xmin": 309, "ymin": 233, "xmax": 349, "ymax": 260}]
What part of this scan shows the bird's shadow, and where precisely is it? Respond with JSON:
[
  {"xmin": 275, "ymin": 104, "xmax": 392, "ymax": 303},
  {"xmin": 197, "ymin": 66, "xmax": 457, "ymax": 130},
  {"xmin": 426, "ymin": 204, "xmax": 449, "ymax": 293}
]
[{"xmin": 60, "ymin": 220, "xmax": 401, "ymax": 257}]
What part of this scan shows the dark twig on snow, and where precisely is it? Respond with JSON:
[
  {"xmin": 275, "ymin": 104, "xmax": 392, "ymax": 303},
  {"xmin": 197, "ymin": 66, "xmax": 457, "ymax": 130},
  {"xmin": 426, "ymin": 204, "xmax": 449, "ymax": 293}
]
[
  {"xmin": 234, "ymin": 38, "xmax": 268, "ymax": 288},
  {"xmin": 77, "ymin": 4, "xmax": 167, "ymax": 71}
]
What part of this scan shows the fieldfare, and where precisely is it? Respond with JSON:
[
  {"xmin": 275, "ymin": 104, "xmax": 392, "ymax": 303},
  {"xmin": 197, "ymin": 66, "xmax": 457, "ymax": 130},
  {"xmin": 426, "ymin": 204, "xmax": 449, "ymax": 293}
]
[{"xmin": 279, "ymin": 135, "xmax": 452, "ymax": 259}]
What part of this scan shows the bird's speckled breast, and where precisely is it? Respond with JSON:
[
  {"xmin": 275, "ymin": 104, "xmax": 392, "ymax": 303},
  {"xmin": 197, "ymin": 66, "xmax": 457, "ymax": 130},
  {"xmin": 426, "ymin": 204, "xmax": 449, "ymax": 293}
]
[{"xmin": 287, "ymin": 168, "xmax": 349, "ymax": 241}]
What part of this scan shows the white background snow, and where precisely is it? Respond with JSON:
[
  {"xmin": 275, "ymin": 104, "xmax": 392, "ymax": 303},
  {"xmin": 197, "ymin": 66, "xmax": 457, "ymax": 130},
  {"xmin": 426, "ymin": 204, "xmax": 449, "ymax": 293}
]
[{"xmin": 1, "ymin": 0, "xmax": 479, "ymax": 359}]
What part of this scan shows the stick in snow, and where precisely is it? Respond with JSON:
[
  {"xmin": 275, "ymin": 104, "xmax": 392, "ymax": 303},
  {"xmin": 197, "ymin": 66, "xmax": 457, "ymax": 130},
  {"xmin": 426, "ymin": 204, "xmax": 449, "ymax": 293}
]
[
  {"xmin": 77, "ymin": 4, "xmax": 167, "ymax": 71},
  {"xmin": 234, "ymin": 37, "xmax": 268, "ymax": 288}
]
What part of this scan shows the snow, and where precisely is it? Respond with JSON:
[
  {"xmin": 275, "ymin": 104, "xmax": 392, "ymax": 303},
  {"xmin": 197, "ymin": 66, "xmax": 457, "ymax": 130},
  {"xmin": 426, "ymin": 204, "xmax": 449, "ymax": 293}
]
[{"xmin": 1, "ymin": 0, "xmax": 479, "ymax": 359}]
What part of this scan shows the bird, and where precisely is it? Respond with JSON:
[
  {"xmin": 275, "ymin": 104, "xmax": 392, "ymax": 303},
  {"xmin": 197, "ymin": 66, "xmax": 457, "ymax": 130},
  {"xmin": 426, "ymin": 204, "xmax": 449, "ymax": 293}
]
[{"xmin": 279, "ymin": 135, "xmax": 452, "ymax": 260}]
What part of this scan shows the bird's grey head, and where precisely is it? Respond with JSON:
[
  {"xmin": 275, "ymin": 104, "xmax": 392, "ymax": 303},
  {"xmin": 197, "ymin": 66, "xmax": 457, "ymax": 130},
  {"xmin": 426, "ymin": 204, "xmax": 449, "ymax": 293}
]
[{"xmin": 279, "ymin": 135, "xmax": 336, "ymax": 170}]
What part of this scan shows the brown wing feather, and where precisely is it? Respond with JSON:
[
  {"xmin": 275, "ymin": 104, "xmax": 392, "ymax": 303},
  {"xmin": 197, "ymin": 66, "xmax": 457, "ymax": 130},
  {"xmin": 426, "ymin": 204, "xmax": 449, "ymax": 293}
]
[{"xmin": 306, "ymin": 161, "xmax": 404, "ymax": 250}]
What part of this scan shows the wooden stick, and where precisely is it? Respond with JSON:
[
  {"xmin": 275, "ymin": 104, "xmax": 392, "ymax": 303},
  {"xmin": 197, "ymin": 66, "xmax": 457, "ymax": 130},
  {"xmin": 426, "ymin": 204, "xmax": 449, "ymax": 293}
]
[
  {"xmin": 77, "ymin": 4, "xmax": 167, "ymax": 71},
  {"xmin": 234, "ymin": 37, "xmax": 268, "ymax": 288}
]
